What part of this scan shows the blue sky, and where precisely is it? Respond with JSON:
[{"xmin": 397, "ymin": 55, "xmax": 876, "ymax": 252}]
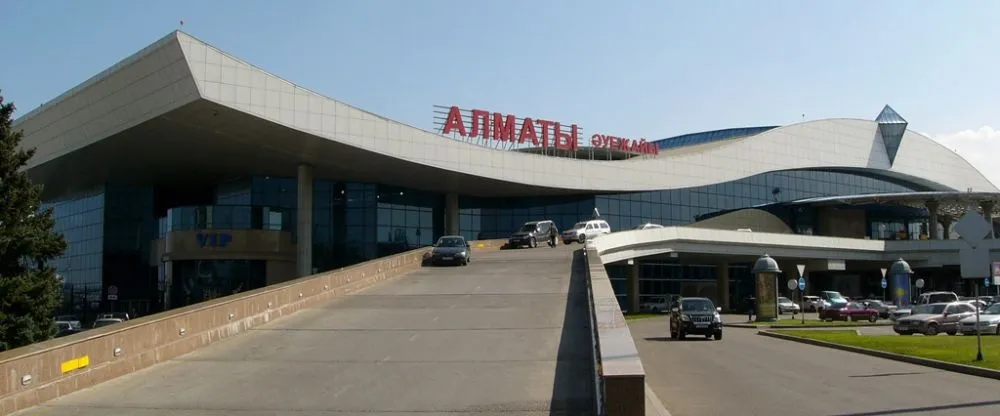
[{"xmin": 3, "ymin": 1, "xmax": 999, "ymax": 180}]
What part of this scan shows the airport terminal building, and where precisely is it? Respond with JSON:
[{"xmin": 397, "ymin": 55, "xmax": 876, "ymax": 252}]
[{"xmin": 14, "ymin": 31, "xmax": 1000, "ymax": 317}]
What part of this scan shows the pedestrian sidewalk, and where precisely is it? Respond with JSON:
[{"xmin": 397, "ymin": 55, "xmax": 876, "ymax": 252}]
[{"xmin": 646, "ymin": 383, "xmax": 672, "ymax": 416}]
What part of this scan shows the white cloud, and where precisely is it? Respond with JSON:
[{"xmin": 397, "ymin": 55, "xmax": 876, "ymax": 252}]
[{"xmin": 927, "ymin": 126, "xmax": 1000, "ymax": 189}]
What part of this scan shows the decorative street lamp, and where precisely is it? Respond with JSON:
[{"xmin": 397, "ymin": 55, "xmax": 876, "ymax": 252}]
[{"xmin": 751, "ymin": 254, "xmax": 782, "ymax": 322}]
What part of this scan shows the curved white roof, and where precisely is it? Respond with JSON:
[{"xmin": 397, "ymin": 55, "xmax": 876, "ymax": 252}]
[{"xmin": 14, "ymin": 31, "xmax": 998, "ymax": 196}]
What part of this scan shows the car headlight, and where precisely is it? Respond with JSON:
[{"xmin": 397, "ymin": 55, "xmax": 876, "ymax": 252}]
[
  {"xmin": 458, "ymin": 251, "xmax": 467, "ymax": 257},
  {"xmin": 681, "ymin": 314, "xmax": 690, "ymax": 321},
  {"xmin": 713, "ymin": 313, "xmax": 721, "ymax": 322}
]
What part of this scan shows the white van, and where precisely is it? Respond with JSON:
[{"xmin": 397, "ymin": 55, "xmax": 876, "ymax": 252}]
[{"xmin": 561, "ymin": 219, "xmax": 611, "ymax": 244}]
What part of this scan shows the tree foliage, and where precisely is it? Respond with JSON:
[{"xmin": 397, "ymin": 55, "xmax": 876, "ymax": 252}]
[{"xmin": 0, "ymin": 91, "xmax": 67, "ymax": 351}]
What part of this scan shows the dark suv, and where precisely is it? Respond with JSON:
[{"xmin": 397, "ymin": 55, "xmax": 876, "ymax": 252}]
[
  {"xmin": 508, "ymin": 220, "xmax": 556, "ymax": 248},
  {"xmin": 669, "ymin": 297, "xmax": 723, "ymax": 340}
]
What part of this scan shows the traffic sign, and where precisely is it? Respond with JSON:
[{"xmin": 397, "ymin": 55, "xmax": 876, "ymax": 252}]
[
  {"xmin": 881, "ymin": 278, "xmax": 887, "ymax": 289},
  {"xmin": 956, "ymin": 204, "xmax": 995, "ymax": 278},
  {"xmin": 787, "ymin": 279, "xmax": 797, "ymax": 291},
  {"xmin": 107, "ymin": 285, "xmax": 118, "ymax": 301},
  {"xmin": 797, "ymin": 277, "xmax": 806, "ymax": 291},
  {"xmin": 915, "ymin": 278, "xmax": 925, "ymax": 289}
]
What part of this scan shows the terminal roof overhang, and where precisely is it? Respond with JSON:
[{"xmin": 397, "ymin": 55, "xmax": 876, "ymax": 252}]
[{"xmin": 14, "ymin": 31, "xmax": 999, "ymax": 200}]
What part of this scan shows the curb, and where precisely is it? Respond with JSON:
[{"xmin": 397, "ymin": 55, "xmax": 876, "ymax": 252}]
[
  {"xmin": 645, "ymin": 382, "xmax": 672, "ymax": 416},
  {"xmin": 758, "ymin": 330, "xmax": 1000, "ymax": 381},
  {"xmin": 724, "ymin": 323, "xmax": 892, "ymax": 329}
]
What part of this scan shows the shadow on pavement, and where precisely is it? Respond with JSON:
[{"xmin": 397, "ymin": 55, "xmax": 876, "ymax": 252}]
[
  {"xmin": 548, "ymin": 249, "xmax": 599, "ymax": 415},
  {"xmin": 828, "ymin": 399, "xmax": 1000, "ymax": 416}
]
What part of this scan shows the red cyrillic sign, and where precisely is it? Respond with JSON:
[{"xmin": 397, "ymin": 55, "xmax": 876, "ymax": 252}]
[
  {"xmin": 440, "ymin": 106, "xmax": 579, "ymax": 150},
  {"xmin": 591, "ymin": 134, "xmax": 659, "ymax": 155}
]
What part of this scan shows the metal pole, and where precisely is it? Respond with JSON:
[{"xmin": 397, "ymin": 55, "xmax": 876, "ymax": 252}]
[
  {"xmin": 976, "ymin": 283, "xmax": 984, "ymax": 361},
  {"xmin": 800, "ymin": 288, "xmax": 805, "ymax": 325}
]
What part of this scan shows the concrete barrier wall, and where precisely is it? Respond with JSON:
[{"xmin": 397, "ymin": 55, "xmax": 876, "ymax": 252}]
[
  {"xmin": 0, "ymin": 239, "xmax": 504, "ymax": 415},
  {"xmin": 584, "ymin": 247, "xmax": 646, "ymax": 416}
]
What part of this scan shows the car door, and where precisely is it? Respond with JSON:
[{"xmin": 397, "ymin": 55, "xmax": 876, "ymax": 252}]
[
  {"xmin": 585, "ymin": 223, "xmax": 599, "ymax": 239},
  {"xmin": 941, "ymin": 304, "xmax": 970, "ymax": 330}
]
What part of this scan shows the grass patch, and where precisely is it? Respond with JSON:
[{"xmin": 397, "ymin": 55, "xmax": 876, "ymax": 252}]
[
  {"xmin": 774, "ymin": 330, "xmax": 1000, "ymax": 370},
  {"xmin": 742, "ymin": 319, "xmax": 883, "ymax": 327},
  {"xmin": 624, "ymin": 313, "xmax": 664, "ymax": 321}
]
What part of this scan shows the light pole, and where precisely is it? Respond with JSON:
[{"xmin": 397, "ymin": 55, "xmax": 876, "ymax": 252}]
[{"xmin": 751, "ymin": 254, "xmax": 782, "ymax": 323}]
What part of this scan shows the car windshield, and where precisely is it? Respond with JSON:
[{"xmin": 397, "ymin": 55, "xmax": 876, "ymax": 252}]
[
  {"xmin": 93, "ymin": 320, "xmax": 119, "ymax": 328},
  {"xmin": 518, "ymin": 224, "xmax": 537, "ymax": 232},
  {"xmin": 984, "ymin": 304, "xmax": 1000, "ymax": 315},
  {"xmin": 778, "ymin": 297, "xmax": 791, "ymax": 303},
  {"xmin": 681, "ymin": 299, "xmax": 715, "ymax": 312},
  {"xmin": 913, "ymin": 304, "xmax": 947, "ymax": 315},
  {"xmin": 572, "ymin": 222, "xmax": 587, "ymax": 229},
  {"xmin": 436, "ymin": 238, "xmax": 465, "ymax": 247},
  {"xmin": 866, "ymin": 300, "xmax": 883, "ymax": 306}
]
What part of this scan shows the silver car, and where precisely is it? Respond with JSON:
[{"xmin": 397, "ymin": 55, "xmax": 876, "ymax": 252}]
[
  {"xmin": 778, "ymin": 297, "xmax": 801, "ymax": 314},
  {"xmin": 893, "ymin": 302, "xmax": 977, "ymax": 336},
  {"xmin": 959, "ymin": 303, "xmax": 1000, "ymax": 335}
]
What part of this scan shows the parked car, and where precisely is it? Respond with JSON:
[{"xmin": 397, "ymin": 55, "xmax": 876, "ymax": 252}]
[
  {"xmin": 92, "ymin": 318, "xmax": 123, "ymax": 329},
  {"xmin": 803, "ymin": 296, "xmax": 829, "ymax": 312},
  {"xmin": 959, "ymin": 303, "xmax": 1000, "ymax": 335},
  {"xmin": 777, "ymin": 297, "xmax": 800, "ymax": 314},
  {"xmin": 428, "ymin": 235, "xmax": 472, "ymax": 266},
  {"xmin": 893, "ymin": 302, "xmax": 977, "ymax": 336},
  {"xmin": 508, "ymin": 220, "xmax": 556, "ymax": 248},
  {"xmin": 639, "ymin": 297, "xmax": 670, "ymax": 313},
  {"xmin": 669, "ymin": 297, "xmax": 723, "ymax": 340},
  {"xmin": 55, "ymin": 321, "xmax": 83, "ymax": 338},
  {"xmin": 818, "ymin": 301, "xmax": 879, "ymax": 322},
  {"xmin": 560, "ymin": 219, "xmax": 611, "ymax": 244},
  {"xmin": 861, "ymin": 299, "xmax": 897, "ymax": 318},
  {"xmin": 633, "ymin": 223, "xmax": 664, "ymax": 230},
  {"xmin": 916, "ymin": 291, "xmax": 959, "ymax": 305},
  {"xmin": 819, "ymin": 291, "xmax": 849, "ymax": 309},
  {"xmin": 890, "ymin": 307, "xmax": 913, "ymax": 322}
]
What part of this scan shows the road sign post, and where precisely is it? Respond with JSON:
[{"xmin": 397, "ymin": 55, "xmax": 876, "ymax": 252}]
[
  {"xmin": 107, "ymin": 285, "xmax": 119, "ymax": 314},
  {"xmin": 786, "ymin": 279, "xmax": 798, "ymax": 319},
  {"xmin": 797, "ymin": 264, "xmax": 806, "ymax": 325},
  {"xmin": 954, "ymin": 203, "xmax": 995, "ymax": 362},
  {"xmin": 880, "ymin": 267, "xmax": 888, "ymax": 302}
]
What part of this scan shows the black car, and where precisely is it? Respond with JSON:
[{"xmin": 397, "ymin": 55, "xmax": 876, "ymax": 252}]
[
  {"xmin": 429, "ymin": 235, "xmax": 472, "ymax": 266},
  {"xmin": 669, "ymin": 297, "xmax": 723, "ymax": 340}
]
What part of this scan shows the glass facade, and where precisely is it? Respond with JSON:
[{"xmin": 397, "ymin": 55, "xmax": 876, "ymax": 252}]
[
  {"xmin": 40, "ymin": 166, "xmax": 932, "ymax": 316},
  {"xmin": 41, "ymin": 187, "xmax": 106, "ymax": 321}
]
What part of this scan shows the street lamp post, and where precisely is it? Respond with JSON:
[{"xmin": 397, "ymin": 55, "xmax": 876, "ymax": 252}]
[{"xmin": 751, "ymin": 254, "xmax": 782, "ymax": 323}]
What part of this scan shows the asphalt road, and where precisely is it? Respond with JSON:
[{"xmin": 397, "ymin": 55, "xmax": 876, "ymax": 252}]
[
  {"xmin": 631, "ymin": 316, "xmax": 1000, "ymax": 416},
  {"xmin": 17, "ymin": 246, "xmax": 594, "ymax": 416}
]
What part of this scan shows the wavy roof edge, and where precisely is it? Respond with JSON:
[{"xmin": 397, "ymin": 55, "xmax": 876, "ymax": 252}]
[{"xmin": 651, "ymin": 125, "xmax": 781, "ymax": 150}]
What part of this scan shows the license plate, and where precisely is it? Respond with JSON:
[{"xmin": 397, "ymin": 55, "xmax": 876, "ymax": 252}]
[
  {"xmin": 442, "ymin": 257, "xmax": 453, "ymax": 260},
  {"xmin": 695, "ymin": 322, "xmax": 709, "ymax": 327}
]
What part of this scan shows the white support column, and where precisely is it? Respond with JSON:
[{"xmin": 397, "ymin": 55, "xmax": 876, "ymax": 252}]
[
  {"xmin": 445, "ymin": 192, "xmax": 459, "ymax": 236},
  {"xmin": 297, "ymin": 164, "xmax": 314, "ymax": 277}
]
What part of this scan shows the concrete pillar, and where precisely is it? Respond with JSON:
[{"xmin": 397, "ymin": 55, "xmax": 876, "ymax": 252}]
[
  {"xmin": 982, "ymin": 201, "xmax": 996, "ymax": 239},
  {"xmin": 445, "ymin": 192, "xmax": 459, "ymax": 236},
  {"xmin": 926, "ymin": 200, "xmax": 940, "ymax": 240},
  {"xmin": 716, "ymin": 263, "xmax": 730, "ymax": 312},
  {"xmin": 297, "ymin": 164, "xmax": 314, "ymax": 277},
  {"xmin": 628, "ymin": 262, "xmax": 640, "ymax": 314}
]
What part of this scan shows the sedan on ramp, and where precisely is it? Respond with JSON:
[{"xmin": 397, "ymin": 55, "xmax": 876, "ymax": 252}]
[{"xmin": 428, "ymin": 235, "xmax": 472, "ymax": 266}]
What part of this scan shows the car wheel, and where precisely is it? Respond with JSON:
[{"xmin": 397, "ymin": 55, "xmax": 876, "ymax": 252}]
[
  {"xmin": 529, "ymin": 237, "xmax": 537, "ymax": 248},
  {"xmin": 946, "ymin": 331, "xmax": 957, "ymax": 336},
  {"xmin": 678, "ymin": 330, "xmax": 686, "ymax": 340},
  {"xmin": 578, "ymin": 234, "xmax": 587, "ymax": 244},
  {"xmin": 925, "ymin": 323, "xmax": 939, "ymax": 336},
  {"xmin": 868, "ymin": 314, "xmax": 877, "ymax": 323},
  {"xmin": 898, "ymin": 332, "xmax": 913, "ymax": 336},
  {"xmin": 714, "ymin": 331, "xmax": 723, "ymax": 341}
]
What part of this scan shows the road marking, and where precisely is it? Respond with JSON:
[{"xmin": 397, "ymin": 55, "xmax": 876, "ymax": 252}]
[{"xmin": 409, "ymin": 333, "xmax": 419, "ymax": 342}]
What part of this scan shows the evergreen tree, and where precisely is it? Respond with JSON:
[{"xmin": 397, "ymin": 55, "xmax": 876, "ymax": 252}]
[{"xmin": 0, "ymin": 91, "xmax": 67, "ymax": 351}]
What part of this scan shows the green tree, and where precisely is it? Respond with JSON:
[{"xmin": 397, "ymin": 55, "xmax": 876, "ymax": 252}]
[{"xmin": 0, "ymin": 91, "xmax": 67, "ymax": 351}]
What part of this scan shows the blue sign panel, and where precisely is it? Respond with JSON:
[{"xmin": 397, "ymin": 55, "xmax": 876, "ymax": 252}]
[
  {"xmin": 797, "ymin": 277, "xmax": 806, "ymax": 291},
  {"xmin": 881, "ymin": 278, "xmax": 887, "ymax": 289},
  {"xmin": 196, "ymin": 232, "xmax": 233, "ymax": 248},
  {"xmin": 891, "ymin": 273, "xmax": 911, "ymax": 307}
]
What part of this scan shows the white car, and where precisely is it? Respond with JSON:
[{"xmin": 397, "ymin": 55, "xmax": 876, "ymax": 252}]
[
  {"xmin": 778, "ymin": 297, "xmax": 801, "ymax": 314},
  {"xmin": 561, "ymin": 219, "xmax": 611, "ymax": 244},
  {"xmin": 803, "ymin": 296, "xmax": 830, "ymax": 312},
  {"xmin": 634, "ymin": 223, "xmax": 664, "ymax": 230},
  {"xmin": 959, "ymin": 303, "xmax": 1000, "ymax": 335}
]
